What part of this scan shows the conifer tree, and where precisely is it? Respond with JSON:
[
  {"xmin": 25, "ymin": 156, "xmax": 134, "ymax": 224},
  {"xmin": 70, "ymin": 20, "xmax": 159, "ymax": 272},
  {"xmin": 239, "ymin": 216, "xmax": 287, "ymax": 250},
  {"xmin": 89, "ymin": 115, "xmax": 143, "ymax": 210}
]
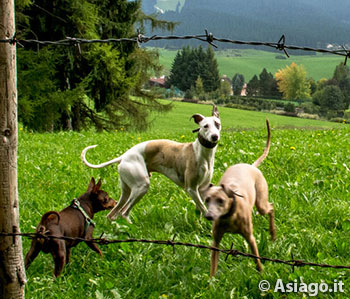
[
  {"xmin": 16, "ymin": 0, "xmax": 174, "ymax": 131},
  {"xmin": 168, "ymin": 46, "xmax": 220, "ymax": 93}
]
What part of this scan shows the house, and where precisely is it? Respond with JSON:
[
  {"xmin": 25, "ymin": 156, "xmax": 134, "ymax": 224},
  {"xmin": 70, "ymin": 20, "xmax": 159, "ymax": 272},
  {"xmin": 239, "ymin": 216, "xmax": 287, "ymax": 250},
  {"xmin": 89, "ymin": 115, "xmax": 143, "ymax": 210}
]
[
  {"xmin": 149, "ymin": 75, "xmax": 167, "ymax": 88},
  {"xmin": 240, "ymin": 83, "xmax": 247, "ymax": 96}
]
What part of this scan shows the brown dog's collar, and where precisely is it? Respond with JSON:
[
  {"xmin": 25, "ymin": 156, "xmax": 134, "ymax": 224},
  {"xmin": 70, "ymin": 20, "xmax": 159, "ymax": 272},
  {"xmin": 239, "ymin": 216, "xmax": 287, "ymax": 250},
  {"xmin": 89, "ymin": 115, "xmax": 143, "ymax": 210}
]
[
  {"xmin": 197, "ymin": 133, "xmax": 218, "ymax": 149},
  {"xmin": 70, "ymin": 199, "xmax": 95, "ymax": 235}
]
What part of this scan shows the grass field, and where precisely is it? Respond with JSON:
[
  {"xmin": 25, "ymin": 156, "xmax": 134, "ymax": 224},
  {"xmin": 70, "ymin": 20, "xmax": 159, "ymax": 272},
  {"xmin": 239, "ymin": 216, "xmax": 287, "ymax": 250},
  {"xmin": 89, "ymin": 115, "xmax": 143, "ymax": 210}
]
[
  {"xmin": 20, "ymin": 103, "xmax": 350, "ymax": 298},
  {"xmin": 156, "ymin": 48, "xmax": 343, "ymax": 82}
]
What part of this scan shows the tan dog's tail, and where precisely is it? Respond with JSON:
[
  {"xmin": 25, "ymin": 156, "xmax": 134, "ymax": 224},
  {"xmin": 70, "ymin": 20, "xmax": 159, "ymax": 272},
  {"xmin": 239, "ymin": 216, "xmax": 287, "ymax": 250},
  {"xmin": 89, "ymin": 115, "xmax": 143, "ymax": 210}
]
[
  {"xmin": 252, "ymin": 119, "xmax": 270, "ymax": 168},
  {"xmin": 81, "ymin": 145, "xmax": 122, "ymax": 169}
]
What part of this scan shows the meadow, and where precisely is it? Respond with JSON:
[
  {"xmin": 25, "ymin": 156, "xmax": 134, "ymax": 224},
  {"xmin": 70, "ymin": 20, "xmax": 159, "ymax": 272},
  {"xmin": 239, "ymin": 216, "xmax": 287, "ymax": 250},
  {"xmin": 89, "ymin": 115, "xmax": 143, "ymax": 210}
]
[
  {"xmin": 156, "ymin": 48, "xmax": 343, "ymax": 81},
  {"xmin": 20, "ymin": 102, "xmax": 350, "ymax": 298}
]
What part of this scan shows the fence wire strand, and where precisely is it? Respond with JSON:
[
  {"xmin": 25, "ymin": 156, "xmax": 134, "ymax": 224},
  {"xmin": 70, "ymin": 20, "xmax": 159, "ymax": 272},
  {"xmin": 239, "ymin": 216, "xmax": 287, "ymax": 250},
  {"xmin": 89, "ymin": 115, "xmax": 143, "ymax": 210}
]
[
  {"xmin": 1, "ymin": 232, "xmax": 350, "ymax": 271},
  {"xmin": 1, "ymin": 30, "xmax": 350, "ymax": 64}
]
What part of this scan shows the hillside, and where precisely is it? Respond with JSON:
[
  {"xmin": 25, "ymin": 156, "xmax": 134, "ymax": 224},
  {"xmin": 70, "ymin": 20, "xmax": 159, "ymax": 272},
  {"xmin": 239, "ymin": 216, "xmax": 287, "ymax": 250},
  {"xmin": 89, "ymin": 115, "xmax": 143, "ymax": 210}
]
[
  {"xmin": 144, "ymin": 0, "xmax": 350, "ymax": 50},
  {"xmin": 157, "ymin": 48, "xmax": 344, "ymax": 81}
]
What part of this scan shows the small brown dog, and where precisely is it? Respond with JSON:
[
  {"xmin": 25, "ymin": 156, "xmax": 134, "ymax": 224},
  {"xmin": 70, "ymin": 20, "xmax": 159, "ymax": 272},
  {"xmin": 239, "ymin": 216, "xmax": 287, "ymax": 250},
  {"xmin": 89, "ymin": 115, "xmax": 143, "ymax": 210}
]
[
  {"xmin": 25, "ymin": 177, "xmax": 116, "ymax": 277},
  {"xmin": 204, "ymin": 120, "xmax": 275, "ymax": 276}
]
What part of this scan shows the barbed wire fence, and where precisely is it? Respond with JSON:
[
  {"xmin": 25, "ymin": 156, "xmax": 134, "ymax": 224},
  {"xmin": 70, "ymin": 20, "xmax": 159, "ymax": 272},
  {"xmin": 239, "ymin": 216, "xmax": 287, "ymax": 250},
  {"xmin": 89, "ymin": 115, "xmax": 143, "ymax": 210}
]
[
  {"xmin": 1, "ymin": 231, "xmax": 350, "ymax": 272},
  {"xmin": 1, "ymin": 30, "xmax": 350, "ymax": 64},
  {"xmin": 1, "ymin": 29, "xmax": 350, "ymax": 274}
]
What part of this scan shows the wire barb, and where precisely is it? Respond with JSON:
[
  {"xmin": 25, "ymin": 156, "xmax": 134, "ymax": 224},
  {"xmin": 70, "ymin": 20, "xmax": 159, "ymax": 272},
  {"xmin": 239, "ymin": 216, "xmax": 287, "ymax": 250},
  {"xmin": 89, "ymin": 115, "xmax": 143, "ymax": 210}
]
[
  {"xmin": 204, "ymin": 29, "xmax": 218, "ymax": 48},
  {"xmin": 275, "ymin": 34, "xmax": 290, "ymax": 58}
]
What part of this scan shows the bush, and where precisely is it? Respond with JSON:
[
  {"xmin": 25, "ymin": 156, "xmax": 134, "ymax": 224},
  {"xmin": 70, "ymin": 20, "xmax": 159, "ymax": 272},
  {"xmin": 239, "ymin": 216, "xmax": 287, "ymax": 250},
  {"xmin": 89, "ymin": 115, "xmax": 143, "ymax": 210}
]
[
  {"xmin": 299, "ymin": 102, "xmax": 320, "ymax": 115},
  {"xmin": 344, "ymin": 109, "xmax": 350, "ymax": 120},
  {"xmin": 297, "ymin": 113, "xmax": 320, "ymax": 120},
  {"xmin": 284, "ymin": 102, "xmax": 296, "ymax": 113},
  {"xmin": 330, "ymin": 117, "xmax": 349, "ymax": 124},
  {"xmin": 326, "ymin": 110, "xmax": 344, "ymax": 120}
]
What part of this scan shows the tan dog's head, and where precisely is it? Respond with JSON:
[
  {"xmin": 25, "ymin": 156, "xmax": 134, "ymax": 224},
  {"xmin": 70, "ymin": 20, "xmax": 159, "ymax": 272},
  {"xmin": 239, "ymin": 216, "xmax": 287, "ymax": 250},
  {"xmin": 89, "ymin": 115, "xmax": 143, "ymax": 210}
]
[{"xmin": 204, "ymin": 184, "xmax": 240, "ymax": 221}]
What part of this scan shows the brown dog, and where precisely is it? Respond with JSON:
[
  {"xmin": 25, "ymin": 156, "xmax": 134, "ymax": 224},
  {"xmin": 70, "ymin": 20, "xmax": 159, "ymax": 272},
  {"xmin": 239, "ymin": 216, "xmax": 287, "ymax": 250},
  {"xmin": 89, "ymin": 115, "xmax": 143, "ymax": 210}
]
[
  {"xmin": 25, "ymin": 177, "xmax": 116, "ymax": 277},
  {"xmin": 204, "ymin": 120, "xmax": 275, "ymax": 276}
]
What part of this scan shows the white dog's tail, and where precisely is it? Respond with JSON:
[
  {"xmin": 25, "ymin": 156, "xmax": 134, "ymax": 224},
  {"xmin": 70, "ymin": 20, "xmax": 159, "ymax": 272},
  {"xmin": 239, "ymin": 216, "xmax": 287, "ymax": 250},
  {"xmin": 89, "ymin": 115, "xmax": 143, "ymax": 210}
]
[
  {"xmin": 252, "ymin": 119, "xmax": 271, "ymax": 168},
  {"xmin": 81, "ymin": 145, "xmax": 122, "ymax": 169}
]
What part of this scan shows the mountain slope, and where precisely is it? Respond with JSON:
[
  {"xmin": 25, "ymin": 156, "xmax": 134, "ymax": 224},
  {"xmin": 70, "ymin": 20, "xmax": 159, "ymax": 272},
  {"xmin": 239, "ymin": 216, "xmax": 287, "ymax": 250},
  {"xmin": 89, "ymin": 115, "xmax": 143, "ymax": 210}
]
[{"xmin": 145, "ymin": 0, "xmax": 350, "ymax": 49}]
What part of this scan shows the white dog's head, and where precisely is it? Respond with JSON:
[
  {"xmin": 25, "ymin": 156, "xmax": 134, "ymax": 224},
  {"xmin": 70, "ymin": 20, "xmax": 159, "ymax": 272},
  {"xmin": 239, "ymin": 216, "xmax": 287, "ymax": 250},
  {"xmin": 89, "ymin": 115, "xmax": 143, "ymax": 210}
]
[{"xmin": 191, "ymin": 105, "xmax": 221, "ymax": 147}]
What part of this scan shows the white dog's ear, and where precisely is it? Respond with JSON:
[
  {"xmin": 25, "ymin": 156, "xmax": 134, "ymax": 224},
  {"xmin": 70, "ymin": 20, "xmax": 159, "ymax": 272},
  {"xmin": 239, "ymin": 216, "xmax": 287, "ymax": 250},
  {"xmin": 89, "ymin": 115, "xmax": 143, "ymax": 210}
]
[
  {"xmin": 212, "ymin": 105, "xmax": 220, "ymax": 119},
  {"xmin": 191, "ymin": 114, "xmax": 204, "ymax": 124}
]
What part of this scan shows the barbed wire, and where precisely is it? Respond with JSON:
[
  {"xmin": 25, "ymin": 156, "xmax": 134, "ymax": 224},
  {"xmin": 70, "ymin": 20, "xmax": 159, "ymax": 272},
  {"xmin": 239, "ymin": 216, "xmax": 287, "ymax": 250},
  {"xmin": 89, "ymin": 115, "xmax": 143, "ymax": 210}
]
[
  {"xmin": 1, "ymin": 30, "xmax": 350, "ymax": 64},
  {"xmin": 1, "ymin": 231, "xmax": 350, "ymax": 271}
]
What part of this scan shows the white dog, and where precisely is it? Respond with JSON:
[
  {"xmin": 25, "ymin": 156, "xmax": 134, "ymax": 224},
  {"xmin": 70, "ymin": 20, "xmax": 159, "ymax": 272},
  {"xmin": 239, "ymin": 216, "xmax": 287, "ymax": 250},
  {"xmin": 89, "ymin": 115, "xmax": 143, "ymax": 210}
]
[{"xmin": 81, "ymin": 105, "xmax": 221, "ymax": 222}]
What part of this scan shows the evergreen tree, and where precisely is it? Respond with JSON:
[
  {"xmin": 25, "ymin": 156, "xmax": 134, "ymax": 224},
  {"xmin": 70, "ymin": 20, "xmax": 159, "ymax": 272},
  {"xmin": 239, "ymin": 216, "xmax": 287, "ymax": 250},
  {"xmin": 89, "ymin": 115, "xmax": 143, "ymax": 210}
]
[
  {"xmin": 168, "ymin": 46, "xmax": 220, "ymax": 93},
  {"xmin": 332, "ymin": 63, "xmax": 350, "ymax": 84},
  {"xmin": 232, "ymin": 73, "xmax": 245, "ymax": 95},
  {"xmin": 203, "ymin": 47, "xmax": 220, "ymax": 92},
  {"xmin": 16, "ymin": 0, "xmax": 173, "ymax": 131},
  {"xmin": 246, "ymin": 75, "xmax": 259, "ymax": 96}
]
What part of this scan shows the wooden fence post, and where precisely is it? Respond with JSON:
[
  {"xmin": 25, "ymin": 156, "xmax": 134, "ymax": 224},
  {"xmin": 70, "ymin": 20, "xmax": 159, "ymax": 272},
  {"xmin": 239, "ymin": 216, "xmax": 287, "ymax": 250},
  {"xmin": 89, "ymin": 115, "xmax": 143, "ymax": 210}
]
[{"xmin": 0, "ymin": 0, "xmax": 27, "ymax": 297}]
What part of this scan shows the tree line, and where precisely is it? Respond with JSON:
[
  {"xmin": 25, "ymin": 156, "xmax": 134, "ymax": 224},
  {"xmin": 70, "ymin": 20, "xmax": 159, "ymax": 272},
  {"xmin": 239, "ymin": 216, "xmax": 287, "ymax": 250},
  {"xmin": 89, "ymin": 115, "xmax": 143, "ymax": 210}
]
[{"xmin": 166, "ymin": 45, "xmax": 350, "ymax": 121}]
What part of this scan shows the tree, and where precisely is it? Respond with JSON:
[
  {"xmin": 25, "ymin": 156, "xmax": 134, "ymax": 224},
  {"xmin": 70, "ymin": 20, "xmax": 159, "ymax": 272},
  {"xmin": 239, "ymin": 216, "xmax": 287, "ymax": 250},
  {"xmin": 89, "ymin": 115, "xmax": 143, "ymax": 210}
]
[
  {"xmin": 275, "ymin": 62, "xmax": 311, "ymax": 100},
  {"xmin": 195, "ymin": 76, "xmax": 204, "ymax": 96},
  {"xmin": 232, "ymin": 73, "xmax": 245, "ymax": 95},
  {"xmin": 312, "ymin": 85, "xmax": 346, "ymax": 113},
  {"xmin": 246, "ymin": 75, "xmax": 259, "ymax": 96},
  {"xmin": 258, "ymin": 68, "xmax": 280, "ymax": 97},
  {"xmin": 16, "ymin": 0, "xmax": 174, "ymax": 131},
  {"xmin": 219, "ymin": 80, "xmax": 232, "ymax": 98},
  {"xmin": 168, "ymin": 46, "xmax": 220, "ymax": 92},
  {"xmin": 0, "ymin": 0, "xmax": 26, "ymax": 297},
  {"xmin": 332, "ymin": 63, "xmax": 350, "ymax": 84}
]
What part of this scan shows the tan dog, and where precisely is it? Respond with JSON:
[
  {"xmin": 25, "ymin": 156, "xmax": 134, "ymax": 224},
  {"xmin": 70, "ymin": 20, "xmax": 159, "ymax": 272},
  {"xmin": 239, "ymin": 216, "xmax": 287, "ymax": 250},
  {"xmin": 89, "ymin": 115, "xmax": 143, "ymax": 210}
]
[{"xmin": 204, "ymin": 120, "xmax": 275, "ymax": 276}]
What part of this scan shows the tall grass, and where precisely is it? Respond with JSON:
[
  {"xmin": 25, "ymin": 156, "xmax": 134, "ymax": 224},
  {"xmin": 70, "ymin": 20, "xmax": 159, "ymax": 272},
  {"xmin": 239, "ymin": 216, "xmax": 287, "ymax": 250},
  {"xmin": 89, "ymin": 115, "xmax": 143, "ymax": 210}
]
[{"xmin": 20, "ymin": 104, "xmax": 350, "ymax": 298}]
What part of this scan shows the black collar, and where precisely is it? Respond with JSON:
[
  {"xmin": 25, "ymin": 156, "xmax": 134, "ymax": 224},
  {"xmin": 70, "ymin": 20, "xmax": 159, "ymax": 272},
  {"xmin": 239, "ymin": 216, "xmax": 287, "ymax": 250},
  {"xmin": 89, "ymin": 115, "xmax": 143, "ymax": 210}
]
[{"xmin": 197, "ymin": 133, "xmax": 218, "ymax": 149}]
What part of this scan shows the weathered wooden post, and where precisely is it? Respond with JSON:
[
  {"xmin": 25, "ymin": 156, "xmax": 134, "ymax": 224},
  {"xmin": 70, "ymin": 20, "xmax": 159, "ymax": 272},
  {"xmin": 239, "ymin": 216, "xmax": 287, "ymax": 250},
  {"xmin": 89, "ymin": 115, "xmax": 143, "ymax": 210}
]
[{"xmin": 0, "ymin": 0, "xmax": 27, "ymax": 297}]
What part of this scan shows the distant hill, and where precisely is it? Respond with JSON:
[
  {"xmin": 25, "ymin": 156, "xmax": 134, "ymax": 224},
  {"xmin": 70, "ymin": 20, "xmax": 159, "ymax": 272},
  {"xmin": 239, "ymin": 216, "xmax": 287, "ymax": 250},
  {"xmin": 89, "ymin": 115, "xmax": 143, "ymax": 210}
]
[{"xmin": 144, "ymin": 0, "xmax": 350, "ymax": 50}]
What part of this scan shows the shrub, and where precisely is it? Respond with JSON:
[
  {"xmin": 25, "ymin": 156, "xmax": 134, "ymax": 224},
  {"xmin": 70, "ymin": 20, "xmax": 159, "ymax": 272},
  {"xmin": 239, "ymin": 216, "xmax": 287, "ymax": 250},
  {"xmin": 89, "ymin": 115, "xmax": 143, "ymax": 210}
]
[{"xmin": 284, "ymin": 102, "xmax": 296, "ymax": 113}]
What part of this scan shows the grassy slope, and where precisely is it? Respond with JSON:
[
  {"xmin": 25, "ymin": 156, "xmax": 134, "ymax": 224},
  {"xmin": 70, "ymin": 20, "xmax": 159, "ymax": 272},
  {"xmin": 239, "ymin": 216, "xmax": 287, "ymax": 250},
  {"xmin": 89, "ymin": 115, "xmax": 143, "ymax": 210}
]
[
  {"xmin": 149, "ymin": 101, "xmax": 343, "ymax": 134},
  {"xmin": 21, "ymin": 104, "xmax": 350, "ymax": 298},
  {"xmin": 157, "ymin": 48, "xmax": 342, "ymax": 81}
]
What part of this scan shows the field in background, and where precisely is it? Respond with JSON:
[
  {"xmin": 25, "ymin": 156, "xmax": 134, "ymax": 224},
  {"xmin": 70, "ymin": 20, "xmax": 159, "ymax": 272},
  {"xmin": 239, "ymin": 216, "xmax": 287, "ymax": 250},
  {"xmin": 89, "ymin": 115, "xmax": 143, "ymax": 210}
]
[
  {"xmin": 149, "ymin": 100, "xmax": 343, "ymax": 134},
  {"xmin": 156, "ymin": 48, "xmax": 342, "ymax": 81},
  {"xmin": 20, "ymin": 104, "xmax": 350, "ymax": 298}
]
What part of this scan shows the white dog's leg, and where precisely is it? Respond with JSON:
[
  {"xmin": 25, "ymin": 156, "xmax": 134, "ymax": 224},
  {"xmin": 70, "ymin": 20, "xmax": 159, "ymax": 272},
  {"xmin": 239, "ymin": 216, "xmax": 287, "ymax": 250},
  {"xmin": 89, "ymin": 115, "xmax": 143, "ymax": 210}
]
[
  {"xmin": 115, "ymin": 159, "xmax": 150, "ymax": 222},
  {"xmin": 119, "ymin": 181, "xmax": 150, "ymax": 219},
  {"xmin": 186, "ymin": 187, "xmax": 208, "ymax": 214},
  {"xmin": 107, "ymin": 179, "xmax": 131, "ymax": 220}
]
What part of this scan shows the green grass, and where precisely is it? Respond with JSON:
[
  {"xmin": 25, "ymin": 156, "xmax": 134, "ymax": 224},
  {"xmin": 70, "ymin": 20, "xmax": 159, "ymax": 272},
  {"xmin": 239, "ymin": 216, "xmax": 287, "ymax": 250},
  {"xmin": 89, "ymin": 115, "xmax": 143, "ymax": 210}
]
[
  {"xmin": 149, "ymin": 100, "xmax": 343, "ymax": 134},
  {"xmin": 20, "ymin": 103, "xmax": 350, "ymax": 298},
  {"xmin": 156, "ymin": 48, "xmax": 343, "ymax": 81}
]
